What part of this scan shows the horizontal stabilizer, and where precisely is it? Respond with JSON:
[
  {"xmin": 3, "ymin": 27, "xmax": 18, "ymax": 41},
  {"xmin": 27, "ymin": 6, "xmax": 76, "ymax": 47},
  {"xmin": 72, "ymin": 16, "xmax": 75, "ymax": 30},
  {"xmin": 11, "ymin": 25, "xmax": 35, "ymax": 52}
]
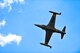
[
  {"xmin": 40, "ymin": 43, "xmax": 52, "ymax": 48},
  {"xmin": 61, "ymin": 26, "xmax": 66, "ymax": 39},
  {"xmin": 49, "ymin": 11, "xmax": 61, "ymax": 15}
]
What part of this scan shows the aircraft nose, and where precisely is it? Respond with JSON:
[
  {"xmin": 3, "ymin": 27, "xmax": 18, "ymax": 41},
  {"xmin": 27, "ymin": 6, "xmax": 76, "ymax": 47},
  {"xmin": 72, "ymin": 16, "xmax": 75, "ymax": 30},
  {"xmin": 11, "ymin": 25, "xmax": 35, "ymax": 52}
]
[
  {"xmin": 34, "ymin": 24, "xmax": 38, "ymax": 26},
  {"xmin": 34, "ymin": 24, "xmax": 40, "ymax": 27},
  {"xmin": 34, "ymin": 24, "xmax": 42, "ymax": 28}
]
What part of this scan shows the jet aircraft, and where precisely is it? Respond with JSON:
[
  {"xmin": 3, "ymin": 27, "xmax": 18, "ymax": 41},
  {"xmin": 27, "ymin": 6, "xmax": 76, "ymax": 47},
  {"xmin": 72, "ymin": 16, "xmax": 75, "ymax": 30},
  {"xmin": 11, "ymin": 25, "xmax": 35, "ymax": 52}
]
[{"xmin": 34, "ymin": 11, "xmax": 66, "ymax": 48}]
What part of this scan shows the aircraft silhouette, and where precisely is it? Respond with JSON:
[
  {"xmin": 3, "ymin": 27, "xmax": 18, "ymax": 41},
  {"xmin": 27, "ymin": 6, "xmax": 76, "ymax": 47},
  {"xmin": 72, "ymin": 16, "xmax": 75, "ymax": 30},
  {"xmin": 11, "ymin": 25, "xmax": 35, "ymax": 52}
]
[{"xmin": 34, "ymin": 11, "xmax": 66, "ymax": 48}]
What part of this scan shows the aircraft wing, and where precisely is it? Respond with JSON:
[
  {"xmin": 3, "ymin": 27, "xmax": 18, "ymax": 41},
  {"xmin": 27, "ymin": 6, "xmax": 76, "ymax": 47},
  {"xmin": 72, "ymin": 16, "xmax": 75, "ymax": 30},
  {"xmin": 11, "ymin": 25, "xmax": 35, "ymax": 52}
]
[
  {"xmin": 47, "ymin": 14, "xmax": 56, "ymax": 28},
  {"xmin": 45, "ymin": 31, "xmax": 53, "ymax": 44}
]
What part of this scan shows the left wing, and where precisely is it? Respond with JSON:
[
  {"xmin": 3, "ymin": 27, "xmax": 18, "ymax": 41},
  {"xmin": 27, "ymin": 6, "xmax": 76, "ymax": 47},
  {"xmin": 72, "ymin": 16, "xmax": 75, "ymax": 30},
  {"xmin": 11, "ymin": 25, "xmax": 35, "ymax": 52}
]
[
  {"xmin": 47, "ymin": 11, "xmax": 61, "ymax": 28},
  {"xmin": 47, "ymin": 13, "xmax": 56, "ymax": 28}
]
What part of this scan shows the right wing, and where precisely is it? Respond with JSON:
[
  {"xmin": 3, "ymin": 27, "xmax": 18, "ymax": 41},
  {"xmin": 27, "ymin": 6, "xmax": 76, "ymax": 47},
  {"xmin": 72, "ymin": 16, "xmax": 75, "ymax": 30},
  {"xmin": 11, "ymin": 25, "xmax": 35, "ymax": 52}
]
[{"xmin": 45, "ymin": 31, "xmax": 53, "ymax": 44}]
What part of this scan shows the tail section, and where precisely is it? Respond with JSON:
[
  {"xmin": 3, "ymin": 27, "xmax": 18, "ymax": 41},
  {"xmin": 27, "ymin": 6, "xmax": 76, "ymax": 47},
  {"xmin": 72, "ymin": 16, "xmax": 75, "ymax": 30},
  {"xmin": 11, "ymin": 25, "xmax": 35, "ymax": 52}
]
[
  {"xmin": 61, "ymin": 26, "xmax": 66, "ymax": 39},
  {"xmin": 40, "ymin": 43, "xmax": 52, "ymax": 48}
]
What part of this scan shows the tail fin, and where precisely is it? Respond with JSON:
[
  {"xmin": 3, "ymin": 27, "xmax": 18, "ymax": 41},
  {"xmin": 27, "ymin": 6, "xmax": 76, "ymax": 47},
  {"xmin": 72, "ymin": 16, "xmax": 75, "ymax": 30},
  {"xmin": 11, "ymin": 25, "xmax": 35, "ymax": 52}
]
[{"xmin": 61, "ymin": 26, "xmax": 66, "ymax": 39}]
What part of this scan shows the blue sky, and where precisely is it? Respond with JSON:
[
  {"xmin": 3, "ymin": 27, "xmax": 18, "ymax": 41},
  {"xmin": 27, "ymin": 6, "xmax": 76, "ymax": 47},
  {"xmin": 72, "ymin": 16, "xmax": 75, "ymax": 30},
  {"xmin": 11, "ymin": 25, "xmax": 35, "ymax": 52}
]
[{"xmin": 0, "ymin": 0, "xmax": 80, "ymax": 53}]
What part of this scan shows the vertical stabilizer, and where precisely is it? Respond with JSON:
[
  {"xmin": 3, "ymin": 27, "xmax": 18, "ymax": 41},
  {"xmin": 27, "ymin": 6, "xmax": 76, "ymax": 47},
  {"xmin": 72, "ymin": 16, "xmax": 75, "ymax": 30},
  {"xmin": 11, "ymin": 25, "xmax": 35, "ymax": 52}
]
[{"xmin": 61, "ymin": 26, "xmax": 66, "ymax": 39}]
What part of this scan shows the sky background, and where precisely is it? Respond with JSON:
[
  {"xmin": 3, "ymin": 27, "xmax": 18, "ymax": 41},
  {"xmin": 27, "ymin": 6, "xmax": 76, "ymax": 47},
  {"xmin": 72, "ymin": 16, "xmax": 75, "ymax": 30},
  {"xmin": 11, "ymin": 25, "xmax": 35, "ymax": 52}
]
[{"xmin": 0, "ymin": 0, "xmax": 80, "ymax": 53}]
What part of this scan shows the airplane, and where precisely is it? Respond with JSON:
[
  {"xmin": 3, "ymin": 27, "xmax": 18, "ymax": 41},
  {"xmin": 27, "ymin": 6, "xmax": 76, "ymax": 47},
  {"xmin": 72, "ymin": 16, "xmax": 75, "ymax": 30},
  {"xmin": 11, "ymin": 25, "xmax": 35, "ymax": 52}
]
[{"xmin": 34, "ymin": 11, "xmax": 66, "ymax": 48}]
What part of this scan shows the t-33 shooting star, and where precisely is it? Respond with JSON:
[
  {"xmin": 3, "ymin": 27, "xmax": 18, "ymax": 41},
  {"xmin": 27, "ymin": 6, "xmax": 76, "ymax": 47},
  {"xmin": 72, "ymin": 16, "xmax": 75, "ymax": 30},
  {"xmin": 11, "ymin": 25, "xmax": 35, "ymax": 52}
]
[{"xmin": 34, "ymin": 11, "xmax": 66, "ymax": 48}]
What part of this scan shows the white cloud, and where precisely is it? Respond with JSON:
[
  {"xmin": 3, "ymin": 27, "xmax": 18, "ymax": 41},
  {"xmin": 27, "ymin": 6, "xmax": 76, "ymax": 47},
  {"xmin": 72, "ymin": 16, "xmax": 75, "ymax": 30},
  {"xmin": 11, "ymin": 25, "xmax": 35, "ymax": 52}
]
[
  {"xmin": 0, "ymin": 0, "xmax": 25, "ymax": 12},
  {"xmin": 0, "ymin": 33, "xmax": 22, "ymax": 47},
  {"xmin": 0, "ymin": 19, "xmax": 6, "ymax": 28}
]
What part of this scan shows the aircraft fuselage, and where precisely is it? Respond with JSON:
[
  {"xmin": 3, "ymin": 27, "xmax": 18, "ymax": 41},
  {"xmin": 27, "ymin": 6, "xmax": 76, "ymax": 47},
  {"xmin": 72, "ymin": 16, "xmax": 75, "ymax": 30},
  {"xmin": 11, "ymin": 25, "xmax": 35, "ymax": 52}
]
[{"xmin": 34, "ymin": 24, "xmax": 65, "ymax": 34}]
